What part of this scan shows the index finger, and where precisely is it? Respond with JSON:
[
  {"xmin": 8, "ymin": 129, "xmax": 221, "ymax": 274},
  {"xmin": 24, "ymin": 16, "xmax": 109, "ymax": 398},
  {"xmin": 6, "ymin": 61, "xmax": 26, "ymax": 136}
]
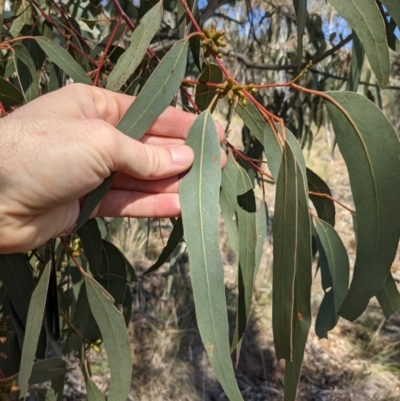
[{"xmin": 90, "ymin": 86, "xmax": 225, "ymax": 142}]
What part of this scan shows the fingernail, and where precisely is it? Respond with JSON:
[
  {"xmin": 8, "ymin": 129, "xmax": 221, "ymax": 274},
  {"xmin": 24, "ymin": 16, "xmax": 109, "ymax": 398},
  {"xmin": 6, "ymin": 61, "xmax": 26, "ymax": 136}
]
[{"xmin": 170, "ymin": 146, "xmax": 194, "ymax": 166}]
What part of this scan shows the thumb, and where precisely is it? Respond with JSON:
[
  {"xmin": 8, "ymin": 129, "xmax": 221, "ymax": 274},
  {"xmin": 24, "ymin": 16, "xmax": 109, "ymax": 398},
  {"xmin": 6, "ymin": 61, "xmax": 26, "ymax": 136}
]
[{"xmin": 107, "ymin": 129, "xmax": 194, "ymax": 180}]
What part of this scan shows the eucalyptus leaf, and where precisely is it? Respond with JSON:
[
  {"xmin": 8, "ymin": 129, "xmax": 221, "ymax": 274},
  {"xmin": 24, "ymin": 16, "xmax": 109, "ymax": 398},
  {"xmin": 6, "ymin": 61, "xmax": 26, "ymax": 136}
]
[
  {"xmin": 0, "ymin": 75, "xmax": 24, "ymax": 107},
  {"xmin": 180, "ymin": 111, "xmax": 243, "ymax": 401},
  {"xmin": 142, "ymin": 218, "xmax": 183, "ymax": 275},
  {"xmin": 106, "ymin": 1, "xmax": 163, "ymax": 91},
  {"xmin": 307, "ymin": 168, "xmax": 335, "ymax": 226},
  {"xmin": 18, "ymin": 263, "xmax": 52, "ymax": 399},
  {"xmin": 13, "ymin": 43, "xmax": 40, "ymax": 101},
  {"xmin": 231, "ymin": 164, "xmax": 256, "ymax": 354},
  {"xmin": 325, "ymin": 91, "xmax": 400, "ymax": 321},
  {"xmin": 293, "ymin": 0, "xmax": 307, "ymax": 63},
  {"xmin": 376, "ymin": 274, "xmax": 400, "ymax": 319},
  {"xmin": 116, "ymin": 39, "xmax": 189, "ymax": 139},
  {"xmin": 35, "ymin": 37, "xmax": 92, "ymax": 84},
  {"xmin": 349, "ymin": 31, "xmax": 365, "ymax": 92},
  {"xmin": 78, "ymin": 39, "xmax": 189, "ymax": 228},
  {"xmin": 84, "ymin": 272, "xmax": 132, "ymax": 401},
  {"xmin": 272, "ymin": 143, "xmax": 311, "ymax": 363},
  {"xmin": 195, "ymin": 63, "xmax": 223, "ymax": 111},
  {"xmin": 380, "ymin": 0, "xmax": 400, "ymax": 28},
  {"xmin": 78, "ymin": 218, "xmax": 103, "ymax": 277},
  {"xmin": 327, "ymin": 0, "xmax": 390, "ymax": 88}
]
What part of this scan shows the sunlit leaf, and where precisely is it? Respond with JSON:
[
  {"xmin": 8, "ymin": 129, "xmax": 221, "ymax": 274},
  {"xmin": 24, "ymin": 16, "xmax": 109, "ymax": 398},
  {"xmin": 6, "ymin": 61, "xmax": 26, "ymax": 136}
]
[
  {"xmin": 35, "ymin": 37, "xmax": 92, "ymax": 84},
  {"xmin": 327, "ymin": 0, "xmax": 390, "ymax": 88},
  {"xmin": 9, "ymin": 0, "xmax": 31, "ymax": 39},
  {"xmin": 180, "ymin": 111, "xmax": 243, "ymax": 401},
  {"xmin": 106, "ymin": 1, "xmax": 163, "ymax": 91},
  {"xmin": 18, "ymin": 263, "xmax": 52, "ymax": 399},
  {"xmin": 376, "ymin": 274, "xmax": 400, "ymax": 319},
  {"xmin": 83, "ymin": 272, "xmax": 132, "ymax": 401},
  {"xmin": 116, "ymin": 39, "xmax": 188, "ymax": 139},
  {"xmin": 325, "ymin": 91, "xmax": 400, "ymax": 321},
  {"xmin": 272, "ymin": 143, "xmax": 311, "ymax": 364}
]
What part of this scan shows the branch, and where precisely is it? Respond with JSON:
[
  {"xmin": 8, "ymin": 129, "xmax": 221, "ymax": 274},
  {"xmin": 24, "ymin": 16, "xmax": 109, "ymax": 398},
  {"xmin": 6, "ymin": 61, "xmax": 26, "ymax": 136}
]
[{"xmin": 221, "ymin": 34, "xmax": 353, "ymax": 71}]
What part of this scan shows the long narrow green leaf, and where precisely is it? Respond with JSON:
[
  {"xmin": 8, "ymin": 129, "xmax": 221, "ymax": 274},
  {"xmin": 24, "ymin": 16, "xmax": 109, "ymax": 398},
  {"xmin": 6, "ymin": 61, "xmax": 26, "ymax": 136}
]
[
  {"xmin": 83, "ymin": 272, "xmax": 132, "ymax": 401},
  {"xmin": 231, "ymin": 165, "xmax": 256, "ymax": 353},
  {"xmin": 18, "ymin": 263, "xmax": 52, "ymax": 399},
  {"xmin": 327, "ymin": 0, "xmax": 390, "ymax": 88},
  {"xmin": 195, "ymin": 63, "xmax": 223, "ymax": 111},
  {"xmin": 0, "ymin": 254, "xmax": 35, "ymax": 328},
  {"xmin": 314, "ymin": 217, "xmax": 349, "ymax": 338},
  {"xmin": 9, "ymin": 0, "xmax": 31, "ymax": 39},
  {"xmin": 106, "ymin": 1, "xmax": 163, "ymax": 91},
  {"xmin": 220, "ymin": 190, "xmax": 239, "ymax": 256},
  {"xmin": 221, "ymin": 154, "xmax": 240, "ymax": 256},
  {"xmin": 274, "ymin": 144, "xmax": 312, "ymax": 401},
  {"xmin": 348, "ymin": 31, "xmax": 365, "ymax": 92},
  {"xmin": 13, "ymin": 43, "xmax": 40, "ymax": 102},
  {"xmin": 380, "ymin": 0, "xmax": 400, "ymax": 28},
  {"xmin": 0, "ymin": 76, "xmax": 24, "ymax": 107},
  {"xmin": 315, "ymin": 218, "xmax": 349, "ymax": 314},
  {"xmin": 116, "ymin": 39, "xmax": 188, "ymax": 139},
  {"xmin": 85, "ymin": 360, "xmax": 106, "ymax": 401},
  {"xmin": 28, "ymin": 357, "xmax": 69, "ymax": 385},
  {"xmin": 35, "ymin": 37, "xmax": 92, "ymax": 84},
  {"xmin": 272, "ymin": 143, "xmax": 311, "ymax": 363},
  {"xmin": 180, "ymin": 111, "xmax": 243, "ymax": 401},
  {"xmin": 78, "ymin": 219, "xmax": 102, "ymax": 277},
  {"xmin": 255, "ymin": 202, "xmax": 268, "ymax": 278},
  {"xmin": 78, "ymin": 39, "xmax": 189, "ymax": 228},
  {"xmin": 307, "ymin": 168, "xmax": 335, "ymax": 226},
  {"xmin": 97, "ymin": 239, "xmax": 131, "ymax": 305},
  {"xmin": 142, "ymin": 218, "xmax": 183, "ymax": 276},
  {"xmin": 325, "ymin": 91, "xmax": 400, "ymax": 321},
  {"xmin": 376, "ymin": 274, "xmax": 400, "ymax": 319},
  {"xmin": 293, "ymin": 0, "xmax": 307, "ymax": 63}
]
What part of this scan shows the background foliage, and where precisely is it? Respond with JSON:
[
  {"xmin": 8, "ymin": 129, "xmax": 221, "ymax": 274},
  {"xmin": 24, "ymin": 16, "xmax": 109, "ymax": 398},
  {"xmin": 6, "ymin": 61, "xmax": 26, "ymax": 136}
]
[{"xmin": 0, "ymin": 0, "xmax": 400, "ymax": 400}]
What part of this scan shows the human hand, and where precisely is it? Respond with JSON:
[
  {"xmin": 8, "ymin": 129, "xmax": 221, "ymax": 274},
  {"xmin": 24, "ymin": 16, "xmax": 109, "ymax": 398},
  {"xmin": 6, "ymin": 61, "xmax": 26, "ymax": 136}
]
[{"xmin": 0, "ymin": 84, "xmax": 226, "ymax": 253}]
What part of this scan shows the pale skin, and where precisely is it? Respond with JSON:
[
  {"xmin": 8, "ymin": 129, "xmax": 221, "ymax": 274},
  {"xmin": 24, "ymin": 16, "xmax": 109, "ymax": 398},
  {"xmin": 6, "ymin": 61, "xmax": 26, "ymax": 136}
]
[{"xmin": 0, "ymin": 84, "xmax": 226, "ymax": 254}]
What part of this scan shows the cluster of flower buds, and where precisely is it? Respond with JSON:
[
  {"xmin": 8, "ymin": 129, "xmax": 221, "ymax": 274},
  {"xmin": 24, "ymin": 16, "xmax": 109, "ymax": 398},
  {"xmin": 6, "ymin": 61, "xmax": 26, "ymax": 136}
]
[
  {"xmin": 65, "ymin": 238, "xmax": 81, "ymax": 257},
  {"xmin": 202, "ymin": 22, "xmax": 227, "ymax": 58},
  {"xmin": 86, "ymin": 338, "xmax": 102, "ymax": 354},
  {"xmin": 216, "ymin": 79, "xmax": 258, "ymax": 106}
]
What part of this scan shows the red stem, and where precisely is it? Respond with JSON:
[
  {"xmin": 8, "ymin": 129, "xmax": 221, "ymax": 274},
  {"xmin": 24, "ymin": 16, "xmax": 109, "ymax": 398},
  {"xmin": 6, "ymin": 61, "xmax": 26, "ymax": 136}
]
[
  {"xmin": 93, "ymin": 17, "xmax": 122, "ymax": 86},
  {"xmin": 225, "ymin": 140, "xmax": 274, "ymax": 180}
]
